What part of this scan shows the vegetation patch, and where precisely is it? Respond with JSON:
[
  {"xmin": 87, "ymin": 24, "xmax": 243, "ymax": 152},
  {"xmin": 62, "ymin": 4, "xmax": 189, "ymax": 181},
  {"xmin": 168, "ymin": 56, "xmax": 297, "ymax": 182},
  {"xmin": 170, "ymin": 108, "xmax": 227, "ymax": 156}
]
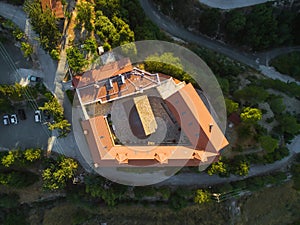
[{"xmin": 271, "ymin": 52, "xmax": 300, "ymax": 81}]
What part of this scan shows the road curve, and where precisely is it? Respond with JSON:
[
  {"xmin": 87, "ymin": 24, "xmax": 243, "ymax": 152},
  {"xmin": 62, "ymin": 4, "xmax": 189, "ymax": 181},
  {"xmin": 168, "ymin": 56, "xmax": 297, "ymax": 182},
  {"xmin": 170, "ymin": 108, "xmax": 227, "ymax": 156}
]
[
  {"xmin": 139, "ymin": 0, "xmax": 300, "ymax": 68},
  {"xmin": 198, "ymin": 0, "xmax": 275, "ymax": 10},
  {"xmin": 139, "ymin": 0, "xmax": 260, "ymax": 69}
]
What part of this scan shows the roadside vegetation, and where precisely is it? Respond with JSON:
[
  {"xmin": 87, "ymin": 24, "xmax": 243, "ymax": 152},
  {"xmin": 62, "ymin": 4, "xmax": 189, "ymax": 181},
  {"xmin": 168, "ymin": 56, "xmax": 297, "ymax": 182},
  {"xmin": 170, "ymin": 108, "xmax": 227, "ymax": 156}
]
[
  {"xmin": 66, "ymin": 0, "xmax": 165, "ymax": 74},
  {"xmin": 1, "ymin": 17, "xmax": 33, "ymax": 59},
  {"xmin": 39, "ymin": 94, "xmax": 71, "ymax": 137},
  {"xmin": 271, "ymin": 52, "xmax": 300, "ymax": 81},
  {"xmin": 1, "ymin": 152, "xmax": 299, "ymax": 225},
  {"xmin": 24, "ymin": 0, "xmax": 61, "ymax": 55},
  {"xmin": 153, "ymin": 0, "xmax": 299, "ymax": 51},
  {"xmin": 1, "ymin": 1, "xmax": 300, "ymax": 224}
]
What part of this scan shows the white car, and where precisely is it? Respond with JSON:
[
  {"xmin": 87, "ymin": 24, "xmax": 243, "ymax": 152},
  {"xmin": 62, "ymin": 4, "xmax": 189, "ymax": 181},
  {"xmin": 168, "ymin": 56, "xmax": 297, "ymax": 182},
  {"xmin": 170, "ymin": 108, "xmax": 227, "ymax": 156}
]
[
  {"xmin": 3, "ymin": 115, "xmax": 9, "ymax": 125},
  {"xmin": 34, "ymin": 110, "xmax": 41, "ymax": 123},
  {"xmin": 10, "ymin": 114, "xmax": 18, "ymax": 125}
]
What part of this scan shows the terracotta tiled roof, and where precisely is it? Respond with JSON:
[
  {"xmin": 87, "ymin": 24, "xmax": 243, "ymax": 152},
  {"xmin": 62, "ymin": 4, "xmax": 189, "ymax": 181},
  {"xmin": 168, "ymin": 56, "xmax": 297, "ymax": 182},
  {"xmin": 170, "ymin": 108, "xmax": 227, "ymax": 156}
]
[
  {"xmin": 78, "ymin": 60, "xmax": 228, "ymax": 167},
  {"xmin": 77, "ymin": 58, "xmax": 133, "ymax": 88},
  {"xmin": 165, "ymin": 83, "xmax": 228, "ymax": 153}
]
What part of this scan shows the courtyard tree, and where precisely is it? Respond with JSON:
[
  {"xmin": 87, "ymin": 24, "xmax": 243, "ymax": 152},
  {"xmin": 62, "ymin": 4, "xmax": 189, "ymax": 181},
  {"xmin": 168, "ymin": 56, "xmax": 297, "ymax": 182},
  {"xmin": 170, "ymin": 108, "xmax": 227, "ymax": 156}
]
[
  {"xmin": 50, "ymin": 49, "xmax": 60, "ymax": 60},
  {"xmin": 259, "ymin": 135, "xmax": 278, "ymax": 153},
  {"xmin": 240, "ymin": 107, "xmax": 262, "ymax": 123}
]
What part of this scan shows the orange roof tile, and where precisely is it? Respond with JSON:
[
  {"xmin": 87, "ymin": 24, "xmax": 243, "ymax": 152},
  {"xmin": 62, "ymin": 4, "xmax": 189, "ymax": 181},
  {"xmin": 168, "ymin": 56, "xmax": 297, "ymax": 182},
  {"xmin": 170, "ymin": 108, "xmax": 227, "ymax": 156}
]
[
  {"xmin": 166, "ymin": 83, "xmax": 228, "ymax": 152},
  {"xmin": 77, "ymin": 58, "xmax": 133, "ymax": 88}
]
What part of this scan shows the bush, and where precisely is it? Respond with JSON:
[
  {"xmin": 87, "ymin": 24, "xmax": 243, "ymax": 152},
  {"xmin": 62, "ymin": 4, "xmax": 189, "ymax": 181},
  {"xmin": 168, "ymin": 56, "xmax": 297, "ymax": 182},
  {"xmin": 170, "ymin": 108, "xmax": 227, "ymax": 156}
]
[
  {"xmin": 0, "ymin": 170, "xmax": 39, "ymax": 188},
  {"xmin": 194, "ymin": 189, "xmax": 210, "ymax": 204},
  {"xmin": 168, "ymin": 190, "xmax": 189, "ymax": 210},
  {"xmin": 271, "ymin": 52, "xmax": 300, "ymax": 81},
  {"xmin": 50, "ymin": 49, "xmax": 60, "ymax": 60},
  {"xmin": 0, "ymin": 193, "xmax": 20, "ymax": 208}
]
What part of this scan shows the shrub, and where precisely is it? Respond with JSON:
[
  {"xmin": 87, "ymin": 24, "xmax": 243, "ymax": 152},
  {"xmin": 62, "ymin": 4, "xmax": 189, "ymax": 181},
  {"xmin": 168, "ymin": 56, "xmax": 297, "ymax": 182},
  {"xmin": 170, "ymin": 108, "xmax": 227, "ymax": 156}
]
[
  {"xmin": 194, "ymin": 189, "xmax": 211, "ymax": 204},
  {"xmin": 50, "ymin": 49, "xmax": 60, "ymax": 60}
]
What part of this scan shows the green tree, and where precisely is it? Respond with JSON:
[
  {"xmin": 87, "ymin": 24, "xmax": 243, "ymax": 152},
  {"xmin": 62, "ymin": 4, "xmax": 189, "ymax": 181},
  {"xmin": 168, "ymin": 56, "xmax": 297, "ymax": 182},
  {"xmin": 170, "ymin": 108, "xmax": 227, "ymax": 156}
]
[
  {"xmin": 24, "ymin": 0, "xmax": 61, "ymax": 51},
  {"xmin": 269, "ymin": 96, "xmax": 286, "ymax": 115},
  {"xmin": 259, "ymin": 135, "xmax": 278, "ymax": 153},
  {"xmin": 112, "ymin": 16, "xmax": 135, "ymax": 45},
  {"xmin": 198, "ymin": 8, "xmax": 221, "ymax": 36},
  {"xmin": 207, "ymin": 159, "xmax": 229, "ymax": 177},
  {"xmin": 48, "ymin": 119, "xmax": 71, "ymax": 131},
  {"xmin": 225, "ymin": 10, "xmax": 246, "ymax": 41},
  {"xmin": 39, "ymin": 95, "xmax": 63, "ymax": 120},
  {"xmin": 23, "ymin": 148, "xmax": 41, "ymax": 162},
  {"xmin": 243, "ymin": 5, "xmax": 278, "ymax": 50},
  {"xmin": 225, "ymin": 98, "xmax": 239, "ymax": 115},
  {"xmin": 194, "ymin": 189, "xmax": 210, "ymax": 204},
  {"xmin": 234, "ymin": 86, "xmax": 269, "ymax": 105},
  {"xmin": 83, "ymin": 38, "xmax": 97, "ymax": 54},
  {"xmin": 234, "ymin": 161, "xmax": 250, "ymax": 176},
  {"xmin": 1, "ymin": 151, "xmax": 15, "ymax": 167},
  {"xmin": 278, "ymin": 114, "xmax": 300, "ymax": 135},
  {"xmin": 50, "ymin": 49, "xmax": 60, "ymax": 60},
  {"xmin": 42, "ymin": 157, "xmax": 78, "ymax": 190},
  {"xmin": 76, "ymin": 2, "xmax": 94, "ymax": 31},
  {"xmin": 66, "ymin": 47, "xmax": 88, "ymax": 74},
  {"xmin": 240, "ymin": 107, "xmax": 262, "ymax": 123},
  {"xmin": 20, "ymin": 42, "xmax": 33, "ymax": 58}
]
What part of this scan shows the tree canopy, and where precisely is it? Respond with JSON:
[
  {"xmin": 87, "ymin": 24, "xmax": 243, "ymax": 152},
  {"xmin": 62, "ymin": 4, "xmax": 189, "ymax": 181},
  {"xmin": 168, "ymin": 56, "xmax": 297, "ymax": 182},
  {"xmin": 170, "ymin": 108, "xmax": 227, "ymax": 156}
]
[
  {"xmin": 42, "ymin": 157, "xmax": 78, "ymax": 190},
  {"xmin": 225, "ymin": 98, "xmax": 239, "ymax": 115},
  {"xmin": 24, "ymin": 0, "xmax": 61, "ymax": 51},
  {"xmin": 194, "ymin": 189, "xmax": 211, "ymax": 204},
  {"xmin": 259, "ymin": 135, "xmax": 279, "ymax": 153},
  {"xmin": 234, "ymin": 86, "xmax": 269, "ymax": 105},
  {"xmin": 240, "ymin": 107, "xmax": 262, "ymax": 123}
]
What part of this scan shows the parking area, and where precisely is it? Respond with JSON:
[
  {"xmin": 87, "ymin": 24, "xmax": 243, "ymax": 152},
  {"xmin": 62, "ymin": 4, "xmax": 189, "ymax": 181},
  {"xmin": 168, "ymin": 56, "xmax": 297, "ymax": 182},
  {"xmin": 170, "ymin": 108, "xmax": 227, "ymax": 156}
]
[{"xmin": 0, "ymin": 106, "xmax": 50, "ymax": 150}]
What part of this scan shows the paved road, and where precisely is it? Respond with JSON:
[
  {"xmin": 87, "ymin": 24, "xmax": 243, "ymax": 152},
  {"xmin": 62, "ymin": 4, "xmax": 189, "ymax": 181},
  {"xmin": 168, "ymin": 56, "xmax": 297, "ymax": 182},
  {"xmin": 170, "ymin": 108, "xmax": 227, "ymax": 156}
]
[
  {"xmin": 198, "ymin": 0, "xmax": 275, "ymax": 9},
  {"xmin": 258, "ymin": 46, "xmax": 300, "ymax": 66},
  {"xmin": 158, "ymin": 135, "xmax": 300, "ymax": 186},
  {"xmin": 0, "ymin": 106, "xmax": 50, "ymax": 150},
  {"xmin": 139, "ymin": 0, "xmax": 300, "ymax": 83},
  {"xmin": 1, "ymin": 2, "xmax": 300, "ymax": 186},
  {"xmin": 139, "ymin": 0, "xmax": 260, "ymax": 70}
]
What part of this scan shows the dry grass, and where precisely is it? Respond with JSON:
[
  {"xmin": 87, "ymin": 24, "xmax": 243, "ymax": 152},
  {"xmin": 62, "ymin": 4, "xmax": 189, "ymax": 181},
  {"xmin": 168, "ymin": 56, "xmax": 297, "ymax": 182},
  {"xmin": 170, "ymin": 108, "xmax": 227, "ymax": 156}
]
[
  {"xmin": 41, "ymin": 201, "xmax": 229, "ymax": 225},
  {"xmin": 238, "ymin": 182, "xmax": 300, "ymax": 225}
]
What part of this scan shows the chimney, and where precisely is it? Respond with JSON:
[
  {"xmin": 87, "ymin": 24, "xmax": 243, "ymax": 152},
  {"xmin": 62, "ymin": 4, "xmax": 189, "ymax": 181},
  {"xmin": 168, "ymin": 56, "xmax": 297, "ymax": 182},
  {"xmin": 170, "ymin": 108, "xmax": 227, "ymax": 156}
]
[{"xmin": 209, "ymin": 123, "xmax": 213, "ymax": 132}]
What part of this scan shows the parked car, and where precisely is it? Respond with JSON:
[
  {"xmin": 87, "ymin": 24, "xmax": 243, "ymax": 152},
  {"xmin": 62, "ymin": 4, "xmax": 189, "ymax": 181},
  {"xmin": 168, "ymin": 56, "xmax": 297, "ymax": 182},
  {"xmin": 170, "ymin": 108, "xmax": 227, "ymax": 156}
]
[
  {"xmin": 34, "ymin": 110, "xmax": 41, "ymax": 123},
  {"xmin": 17, "ymin": 109, "xmax": 26, "ymax": 120},
  {"xmin": 3, "ymin": 115, "xmax": 9, "ymax": 125},
  {"xmin": 28, "ymin": 75, "xmax": 42, "ymax": 82},
  {"xmin": 10, "ymin": 114, "xmax": 18, "ymax": 125}
]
